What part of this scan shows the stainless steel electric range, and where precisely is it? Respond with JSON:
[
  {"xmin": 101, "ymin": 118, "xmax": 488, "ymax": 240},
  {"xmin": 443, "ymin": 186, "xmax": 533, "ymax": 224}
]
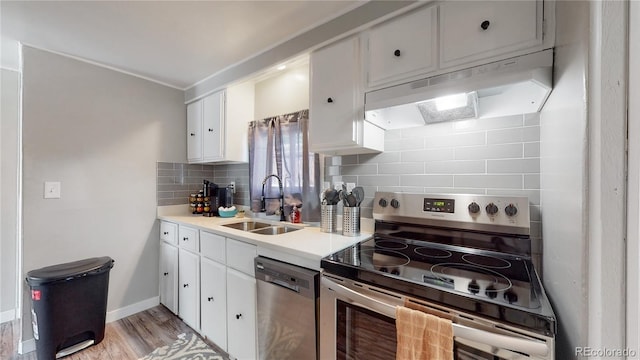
[{"xmin": 320, "ymin": 192, "xmax": 556, "ymax": 360}]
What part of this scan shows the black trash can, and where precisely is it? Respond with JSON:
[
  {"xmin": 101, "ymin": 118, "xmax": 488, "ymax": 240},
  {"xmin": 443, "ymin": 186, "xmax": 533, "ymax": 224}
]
[{"xmin": 26, "ymin": 257, "xmax": 114, "ymax": 360}]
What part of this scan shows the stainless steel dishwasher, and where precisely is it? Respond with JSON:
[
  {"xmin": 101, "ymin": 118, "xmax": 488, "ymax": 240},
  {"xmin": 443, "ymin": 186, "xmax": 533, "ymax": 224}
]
[{"xmin": 255, "ymin": 256, "xmax": 319, "ymax": 360}]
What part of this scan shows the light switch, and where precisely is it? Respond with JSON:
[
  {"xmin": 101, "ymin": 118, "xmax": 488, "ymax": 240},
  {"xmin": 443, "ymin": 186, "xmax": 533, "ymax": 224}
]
[{"xmin": 44, "ymin": 181, "xmax": 61, "ymax": 199}]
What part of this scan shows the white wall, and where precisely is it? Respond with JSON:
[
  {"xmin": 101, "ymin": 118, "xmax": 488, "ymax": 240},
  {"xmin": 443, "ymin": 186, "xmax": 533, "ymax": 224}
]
[
  {"xmin": 20, "ymin": 46, "xmax": 186, "ymax": 340},
  {"xmin": 586, "ymin": 1, "xmax": 627, "ymax": 355},
  {"xmin": 627, "ymin": 0, "xmax": 640, "ymax": 355},
  {"xmin": 1, "ymin": 67, "xmax": 20, "ymax": 322},
  {"xmin": 253, "ymin": 62, "xmax": 309, "ymax": 120},
  {"xmin": 539, "ymin": 1, "xmax": 589, "ymax": 358}
]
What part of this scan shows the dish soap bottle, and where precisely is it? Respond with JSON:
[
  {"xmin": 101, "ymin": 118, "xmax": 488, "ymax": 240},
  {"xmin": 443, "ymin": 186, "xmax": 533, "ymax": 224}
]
[{"xmin": 290, "ymin": 205, "xmax": 301, "ymax": 223}]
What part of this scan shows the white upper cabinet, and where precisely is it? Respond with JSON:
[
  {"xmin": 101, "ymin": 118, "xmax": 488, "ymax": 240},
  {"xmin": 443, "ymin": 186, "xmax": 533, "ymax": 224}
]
[
  {"xmin": 187, "ymin": 100, "xmax": 203, "ymax": 161},
  {"xmin": 309, "ymin": 35, "xmax": 384, "ymax": 155},
  {"xmin": 187, "ymin": 81, "xmax": 254, "ymax": 163},
  {"xmin": 439, "ymin": 0, "xmax": 543, "ymax": 68},
  {"xmin": 187, "ymin": 90, "xmax": 224, "ymax": 163},
  {"xmin": 202, "ymin": 91, "xmax": 225, "ymax": 161},
  {"xmin": 365, "ymin": 5, "xmax": 437, "ymax": 88}
]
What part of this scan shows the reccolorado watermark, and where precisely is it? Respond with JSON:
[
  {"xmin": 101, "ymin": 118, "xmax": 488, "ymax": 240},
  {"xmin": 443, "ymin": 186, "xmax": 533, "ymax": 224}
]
[{"xmin": 575, "ymin": 347, "xmax": 637, "ymax": 357}]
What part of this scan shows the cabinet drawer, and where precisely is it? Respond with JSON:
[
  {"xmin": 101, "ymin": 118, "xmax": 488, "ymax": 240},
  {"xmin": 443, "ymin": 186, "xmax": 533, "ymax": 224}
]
[
  {"xmin": 160, "ymin": 221, "xmax": 178, "ymax": 245},
  {"xmin": 201, "ymin": 231, "xmax": 226, "ymax": 264},
  {"xmin": 226, "ymin": 239, "xmax": 257, "ymax": 276},
  {"xmin": 439, "ymin": 0, "xmax": 542, "ymax": 68},
  {"xmin": 178, "ymin": 225, "xmax": 199, "ymax": 253},
  {"xmin": 366, "ymin": 5, "xmax": 437, "ymax": 87}
]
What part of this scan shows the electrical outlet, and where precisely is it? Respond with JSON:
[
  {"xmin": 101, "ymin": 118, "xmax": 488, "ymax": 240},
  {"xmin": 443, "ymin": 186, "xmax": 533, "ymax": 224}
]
[
  {"xmin": 229, "ymin": 181, "xmax": 236, "ymax": 194},
  {"xmin": 44, "ymin": 181, "xmax": 61, "ymax": 199}
]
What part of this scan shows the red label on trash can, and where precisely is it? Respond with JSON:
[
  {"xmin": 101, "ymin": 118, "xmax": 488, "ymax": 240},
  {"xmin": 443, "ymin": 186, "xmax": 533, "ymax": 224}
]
[{"xmin": 31, "ymin": 290, "xmax": 41, "ymax": 301}]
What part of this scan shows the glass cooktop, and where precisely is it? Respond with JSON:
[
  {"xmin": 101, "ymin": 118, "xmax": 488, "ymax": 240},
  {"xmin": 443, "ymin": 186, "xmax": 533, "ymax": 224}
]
[
  {"xmin": 321, "ymin": 232, "xmax": 557, "ymax": 336},
  {"xmin": 324, "ymin": 235, "xmax": 538, "ymax": 308}
]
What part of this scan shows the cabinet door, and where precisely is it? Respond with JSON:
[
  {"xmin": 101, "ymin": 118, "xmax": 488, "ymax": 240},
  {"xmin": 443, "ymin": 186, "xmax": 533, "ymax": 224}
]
[
  {"xmin": 201, "ymin": 257, "xmax": 227, "ymax": 351},
  {"xmin": 366, "ymin": 5, "xmax": 437, "ymax": 87},
  {"xmin": 201, "ymin": 231, "xmax": 226, "ymax": 264},
  {"xmin": 227, "ymin": 268, "xmax": 257, "ymax": 360},
  {"xmin": 309, "ymin": 36, "xmax": 364, "ymax": 152},
  {"xmin": 187, "ymin": 100, "xmax": 203, "ymax": 162},
  {"xmin": 202, "ymin": 90, "xmax": 225, "ymax": 161},
  {"xmin": 440, "ymin": 0, "xmax": 542, "ymax": 68},
  {"xmin": 226, "ymin": 238, "xmax": 257, "ymax": 276},
  {"xmin": 179, "ymin": 226, "xmax": 199, "ymax": 253},
  {"xmin": 159, "ymin": 241, "xmax": 178, "ymax": 314},
  {"xmin": 178, "ymin": 249, "xmax": 200, "ymax": 331},
  {"xmin": 160, "ymin": 221, "xmax": 178, "ymax": 245}
]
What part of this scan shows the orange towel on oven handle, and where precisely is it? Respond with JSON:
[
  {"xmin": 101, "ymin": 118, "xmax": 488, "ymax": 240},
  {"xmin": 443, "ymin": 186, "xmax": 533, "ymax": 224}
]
[{"xmin": 395, "ymin": 306, "xmax": 454, "ymax": 360}]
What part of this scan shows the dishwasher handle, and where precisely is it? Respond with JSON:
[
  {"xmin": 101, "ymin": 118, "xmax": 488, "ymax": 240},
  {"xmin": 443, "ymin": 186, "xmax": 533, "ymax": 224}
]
[
  {"xmin": 265, "ymin": 275, "xmax": 300, "ymax": 293},
  {"xmin": 255, "ymin": 256, "xmax": 318, "ymax": 299}
]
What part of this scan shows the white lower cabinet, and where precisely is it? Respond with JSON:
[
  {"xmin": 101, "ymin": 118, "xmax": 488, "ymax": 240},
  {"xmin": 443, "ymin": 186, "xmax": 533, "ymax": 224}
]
[
  {"xmin": 201, "ymin": 257, "xmax": 228, "ymax": 351},
  {"xmin": 197, "ymin": 233, "xmax": 258, "ymax": 359},
  {"xmin": 161, "ymin": 224, "xmax": 259, "ymax": 359},
  {"xmin": 159, "ymin": 241, "xmax": 178, "ymax": 314},
  {"xmin": 226, "ymin": 268, "xmax": 257, "ymax": 360},
  {"xmin": 178, "ymin": 248, "xmax": 200, "ymax": 331}
]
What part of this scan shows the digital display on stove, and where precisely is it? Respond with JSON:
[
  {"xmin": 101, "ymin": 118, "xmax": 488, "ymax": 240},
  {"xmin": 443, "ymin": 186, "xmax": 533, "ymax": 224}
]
[{"xmin": 423, "ymin": 198, "xmax": 455, "ymax": 213}]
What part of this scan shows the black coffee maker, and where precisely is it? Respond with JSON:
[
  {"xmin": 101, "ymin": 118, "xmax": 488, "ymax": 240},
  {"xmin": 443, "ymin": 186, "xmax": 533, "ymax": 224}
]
[{"xmin": 203, "ymin": 180, "xmax": 231, "ymax": 217}]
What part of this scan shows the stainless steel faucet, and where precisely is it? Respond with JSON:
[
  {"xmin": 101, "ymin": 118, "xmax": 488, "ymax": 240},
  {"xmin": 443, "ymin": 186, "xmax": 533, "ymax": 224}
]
[{"xmin": 261, "ymin": 174, "xmax": 286, "ymax": 221}]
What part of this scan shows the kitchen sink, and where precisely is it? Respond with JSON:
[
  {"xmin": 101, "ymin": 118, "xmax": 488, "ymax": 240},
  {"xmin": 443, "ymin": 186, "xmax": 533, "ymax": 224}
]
[
  {"xmin": 222, "ymin": 221, "xmax": 272, "ymax": 232},
  {"xmin": 250, "ymin": 226, "xmax": 300, "ymax": 235},
  {"xmin": 221, "ymin": 221, "xmax": 301, "ymax": 235}
]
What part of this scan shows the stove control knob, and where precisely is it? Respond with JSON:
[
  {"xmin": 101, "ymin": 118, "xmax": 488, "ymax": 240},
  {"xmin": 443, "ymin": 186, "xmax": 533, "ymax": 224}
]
[
  {"xmin": 504, "ymin": 291, "xmax": 518, "ymax": 304},
  {"xmin": 468, "ymin": 202, "xmax": 480, "ymax": 214},
  {"xmin": 505, "ymin": 204, "xmax": 518, "ymax": 217},
  {"xmin": 378, "ymin": 198, "xmax": 388, "ymax": 207},
  {"xmin": 485, "ymin": 203, "xmax": 499, "ymax": 216},
  {"xmin": 485, "ymin": 286, "xmax": 498, "ymax": 299},
  {"xmin": 390, "ymin": 199, "xmax": 400, "ymax": 209},
  {"xmin": 468, "ymin": 281, "xmax": 480, "ymax": 294}
]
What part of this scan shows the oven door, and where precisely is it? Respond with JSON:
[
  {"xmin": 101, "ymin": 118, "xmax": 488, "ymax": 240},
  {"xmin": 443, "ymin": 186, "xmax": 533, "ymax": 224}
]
[{"xmin": 320, "ymin": 275, "xmax": 554, "ymax": 360}]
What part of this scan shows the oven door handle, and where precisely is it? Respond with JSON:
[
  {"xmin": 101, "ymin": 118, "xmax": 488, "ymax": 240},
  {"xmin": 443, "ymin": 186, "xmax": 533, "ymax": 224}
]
[{"xmin": 321, "ymin": 277, "xmax": 549, "ymax": 357}]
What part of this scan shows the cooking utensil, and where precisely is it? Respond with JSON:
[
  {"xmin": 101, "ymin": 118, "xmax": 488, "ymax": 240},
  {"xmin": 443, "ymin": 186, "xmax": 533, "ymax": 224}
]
[
  {"xmin": 352, "ymin": 187, "xmax": 364, "ymax": 206},
  {"xmin": 339, "ymin": 190, "xmax": 347, "ymax": 207},
  {"xmin": 324, "ymin": 189, "xmax": 339, "ymax": 205},
  {"xmin": 346, "ymin": 193, "xmax": 357, "ymax": 207}
]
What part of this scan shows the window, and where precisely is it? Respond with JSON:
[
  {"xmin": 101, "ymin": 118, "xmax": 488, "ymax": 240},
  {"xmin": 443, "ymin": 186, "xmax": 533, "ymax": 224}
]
[{"xmin": 248, "ymin": 109, "xmax": 320, "ymax": 222}]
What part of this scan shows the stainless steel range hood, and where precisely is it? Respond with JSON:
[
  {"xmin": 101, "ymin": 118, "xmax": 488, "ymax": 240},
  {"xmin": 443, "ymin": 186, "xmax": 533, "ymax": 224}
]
[{"xmin": 364, "ymin": 49, "xmax": 554, "ymax": 130}]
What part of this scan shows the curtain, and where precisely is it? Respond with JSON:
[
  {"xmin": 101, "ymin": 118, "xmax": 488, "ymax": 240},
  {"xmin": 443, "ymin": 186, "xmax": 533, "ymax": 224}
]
[{"xmin": 248, "ymin": 109, "xmax": 321, "ymax": 222}]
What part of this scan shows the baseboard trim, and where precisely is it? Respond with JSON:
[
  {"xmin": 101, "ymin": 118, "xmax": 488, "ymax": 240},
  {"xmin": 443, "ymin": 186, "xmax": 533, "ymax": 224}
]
[
  {"xmin": 105, "ymin": 296, "xmax": 159, "ymax": 323},
  {"xmin": 19, "ymin": 338, "xmax": 36, "ymax": 355},
  {"xmin": 0, "ymin": 308, "xmax": 16, "ymax": 323},
  {"xmin": 19, "ymin": 296, "xmax": 160, "ymax": 354}
]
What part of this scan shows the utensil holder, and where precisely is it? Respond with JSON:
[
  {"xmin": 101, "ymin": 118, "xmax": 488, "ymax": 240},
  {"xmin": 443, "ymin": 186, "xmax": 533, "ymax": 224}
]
[
  {"xmin": 321, "ymin": 204, "xmax": 337, "ymax": 233},
  {"xmin": 342, "ymin": 207, "xmax": 360, "ymax": 236}
]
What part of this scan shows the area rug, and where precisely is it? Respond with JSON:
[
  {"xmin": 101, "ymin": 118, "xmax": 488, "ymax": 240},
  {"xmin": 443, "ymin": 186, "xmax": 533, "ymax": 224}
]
[{"xmin": 139, "ymin": 333, "xmax": 225, "ymax": 360}]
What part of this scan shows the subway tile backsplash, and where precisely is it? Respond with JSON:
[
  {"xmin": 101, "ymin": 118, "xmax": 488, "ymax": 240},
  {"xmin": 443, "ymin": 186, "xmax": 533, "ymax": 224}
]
[
  {"xmin": 325, "ymin": 113, "xmax": 543, "ymax": 260},
  {"xmin": 156, "ymin": 162, "xmax": 250, "ymax": 206}
]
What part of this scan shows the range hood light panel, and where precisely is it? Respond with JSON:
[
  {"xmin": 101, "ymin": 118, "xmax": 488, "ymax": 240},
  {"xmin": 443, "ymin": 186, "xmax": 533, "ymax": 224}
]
[
  {"xmin": 434, "ymin": 93, "xmax": 469, "ymax": 111},
  {"xmin": 417, "ymin": 92, "xmax": 479, "ymax": 124}
]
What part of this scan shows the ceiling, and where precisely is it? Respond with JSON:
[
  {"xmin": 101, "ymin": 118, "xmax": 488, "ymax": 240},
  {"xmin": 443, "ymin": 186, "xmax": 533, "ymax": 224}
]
[{"xmin": 1, "ymin": 1, "xmax": 365, "ymax": 89}]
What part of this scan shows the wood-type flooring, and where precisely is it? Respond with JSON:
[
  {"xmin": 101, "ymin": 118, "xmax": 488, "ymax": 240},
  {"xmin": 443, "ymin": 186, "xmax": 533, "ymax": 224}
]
[{"xmin": 0, "ymin": 305, "xmax": 230, "ymax": 360}]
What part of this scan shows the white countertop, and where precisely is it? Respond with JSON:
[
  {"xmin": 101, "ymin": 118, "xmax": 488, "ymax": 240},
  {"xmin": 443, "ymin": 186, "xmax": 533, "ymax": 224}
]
[{"xmin": 157, "ymin": 206, "xmax": 372, "ymax": 270}]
